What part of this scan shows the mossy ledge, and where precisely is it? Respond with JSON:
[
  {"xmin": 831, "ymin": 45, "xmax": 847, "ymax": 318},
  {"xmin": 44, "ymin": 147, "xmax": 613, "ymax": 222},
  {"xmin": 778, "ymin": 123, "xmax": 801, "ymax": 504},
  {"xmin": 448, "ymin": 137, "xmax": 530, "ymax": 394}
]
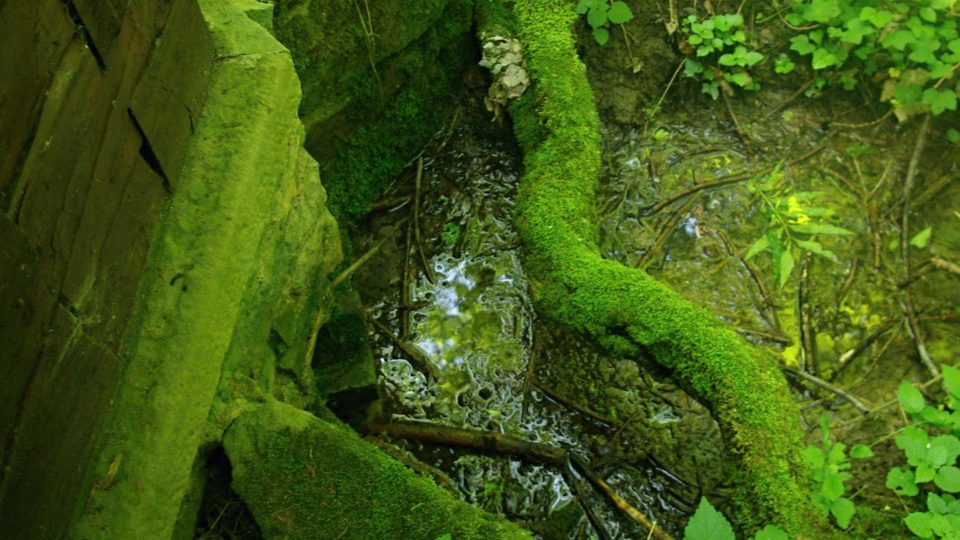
[{"xmin": 482, "ymin": 0, "xmax": 832, "ymax": 535}]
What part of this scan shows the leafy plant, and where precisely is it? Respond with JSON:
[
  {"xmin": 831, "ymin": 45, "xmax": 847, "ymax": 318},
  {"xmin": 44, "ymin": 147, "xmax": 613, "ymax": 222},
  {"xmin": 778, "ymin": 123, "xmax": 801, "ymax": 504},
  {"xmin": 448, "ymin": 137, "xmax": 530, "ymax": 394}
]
[
  {"xmin": 681, "ymin": 13, "xmax": 765, "ymax": 99},
  {"xmin": 804, "ymin": 415, "xmax": 874, "ymax": 529},
  {"xmin": 887, "ymin": 365, "xmax": 960, "ymax": 538},
  {"xmin": 683, "ymin": 497, "xmax": 788, "ymax": 539},
  {"xmin": 784, "ymin": 0, "xmax": 960, "ymax": 120},
  {"xmin": 575, "ymin": 0, "xmax": 634, "ymax": 45},
  {"xmin": 745, "ymin": 164, "xmax": 854, "ymax": 288}
]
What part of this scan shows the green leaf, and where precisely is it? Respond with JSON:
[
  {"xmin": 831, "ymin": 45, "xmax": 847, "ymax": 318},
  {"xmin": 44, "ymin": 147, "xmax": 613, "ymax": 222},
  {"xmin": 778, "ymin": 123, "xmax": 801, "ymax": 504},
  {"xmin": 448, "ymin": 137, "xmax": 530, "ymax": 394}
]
[
  {"xmin": 684, "ymin": 497, "xmax": 736, "ymax": 540},
  {"xmin": 796, "ymin": 240, "xmax": 838, "ymax": 262},
  {"xmin": 943, "ymin": 365, "xmax": 960, "ymax": 400},
  {"xmin": 936, "ymin": 466, "xmax": 960, "ymax": 492},
  {"xmin": 752, "ymin": 525, "xmax": 789, "ymax": 540},
  {"xmin": 905, "ymin": 512, "xmax": 934, "ymax": 537},
  {"xmin": 812, "ymin": 48, "xmax": 841, "ymax": 70},
  {"xmin": 929, "ymin": 493, "xmax": 950, "ymax": 515},
  {"xmin": 850, "ymin": 444, "xmax": 874, "ymax": 459},
  {"xmin": 779, "ymin": 249, "xmax": 795, "ymax": 288},
  {"xmin": 950, "ymin": 128, "xmax": 960, "ymax": 143},
  {"xmin": 922, "ymin": 88, "xmax": 957, "ymax": 115},
  {"xmin": 593, "ymin": 27, "xmax": 610, "ymax": 45},
  {"xmin": 791, "ymin": 35, "xmax": 817, "ymax": 56},
  {"xmin": 804, "ymin": 445, "xmax": 826, "ymax": 470},
  {"xmin": 887, "ymin": 466, "xmax": 920, "ymax": 496},
  {"xmin": 787, "ymin": 223, "xmax": 854, "ymax": 236},
  {"xmin": 921, "ymin": 7, "xmax": 938, "ymax": 23},
  {"xmin": 831, "ymin": 497, "xmax": 855, "ymax": 529},
  {"xmin": 859, "ymin": 7, "xmax": 893, "ymax": 28},
  {"xmin": 587, "ymin": 4, "xmax": 608, "ymax": 28},
  {"xmin": 702, "ymin": 81, "xmax": 720, "ymax": 100},
  {"xmin": 822, "ymin": 473, "xmax": 846, "ymax": 500},
  {"xmin": 898, "ymin": 381, "xmax": 927, "ymax": 413},
  {"xmin": 910, "ymin": 227, "xmax": 933, "ymax": 248},
  {"xmin": 726, "ymin": 71, "xmax": 753, "ymax": 87},
  {"xmin": 607, "ymin": 1, "xmax": 633, "ymax": 24},
  {"xmin": 434, "ymin": 534, "xmax": 453, "ymax": 540},
  {"xmin": 575, "ymin": 0, "xmax": 591, "ymax": 14},
  {"xmin": 804, "ymin": 0, "xmax": 839, "ymax": 23},
  {"xmin": 883, "ymin": 30, "xmax": 915, "ymax": 51},
  {"xmin": 745, "ymin": 235, "xmax": 769, "ymax": 260},
  {"xmin": 898, "ymin": 426, "xmax": 931, "ymax": 466}
]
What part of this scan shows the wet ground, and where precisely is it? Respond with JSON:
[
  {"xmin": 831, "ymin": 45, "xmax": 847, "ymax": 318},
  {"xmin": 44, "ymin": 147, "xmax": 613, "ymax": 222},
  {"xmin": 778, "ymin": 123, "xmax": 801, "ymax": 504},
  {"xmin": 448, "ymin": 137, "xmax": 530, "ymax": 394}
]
[{"xmin": 347, "ymin": 26, "xmax": 960, "ymax": 540}]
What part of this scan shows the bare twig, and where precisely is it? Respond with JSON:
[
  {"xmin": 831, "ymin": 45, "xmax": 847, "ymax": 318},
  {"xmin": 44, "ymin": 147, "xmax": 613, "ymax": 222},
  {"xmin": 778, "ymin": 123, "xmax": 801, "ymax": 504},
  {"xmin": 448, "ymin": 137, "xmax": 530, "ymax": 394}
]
[
  {"xmin": 898, "ymin": 114, "xmax": 939, "ymax": 380},
  {"xmin": 761, "ymin": 79, "xmax": 815, "ymax": 120},
  {"xmin": 636, "ymin": 194, "xmax": 699, "ymax": 269},
  {"xmin": 413, "ymin": 157, "xmax": 436, "ymax": 283},
  {"xmin": 782, "ymin": 366, "xmax": 872, "ymax": 413},
  {"xmin": 569, "ymin": 454, "xmax": 676, "ymax": 540},
  {"xmin": 366, "ymin": 420, "xmax": 567, "ymax": 465},
  {"xmin": 829, "ymin": 322, "xmax": 896, "ymax": 382},
  {"xmin": 366, "ymin": 316, "xmax": 441, "ymax": 380},
  {"xmin": 721, "ymin": 90, "xmax": 750, "ymax": 145},
  {"xmin": 643, "ymin": 141, "xmax": 826, "ymax": 216},
  {"xmin": 330, "ymin": 220, "xmax": 407, "ymax": 289}
]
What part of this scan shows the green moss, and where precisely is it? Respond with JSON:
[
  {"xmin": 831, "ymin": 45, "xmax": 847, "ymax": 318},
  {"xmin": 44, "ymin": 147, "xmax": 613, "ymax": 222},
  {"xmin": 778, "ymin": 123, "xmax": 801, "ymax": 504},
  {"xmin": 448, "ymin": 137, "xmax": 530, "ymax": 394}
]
[
  {"xmin": 224, "ymin": 399, "xmax": 531, "ymax": 539},
  {"xmin": 478, "ymin": 0, "xmax": 836, "ymax": 535},
  {"xmin": 314, "ymin": 0, "xmax": 476, "ymax": 219},
  {"xmin": 73, "ymin": 1, "xmax": 341, "ymax": 536}
]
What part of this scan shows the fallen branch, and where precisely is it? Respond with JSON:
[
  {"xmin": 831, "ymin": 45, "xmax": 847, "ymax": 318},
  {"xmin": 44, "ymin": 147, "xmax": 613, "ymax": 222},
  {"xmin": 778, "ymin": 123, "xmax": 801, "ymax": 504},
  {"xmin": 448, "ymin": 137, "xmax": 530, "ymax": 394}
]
[
  {"xmin": 366, "ymin": 420, "xmax": 566, "ymax": 465},
  {"xmin": 782, "ymin": 366, "xmax": 871, "ymax": 414}
]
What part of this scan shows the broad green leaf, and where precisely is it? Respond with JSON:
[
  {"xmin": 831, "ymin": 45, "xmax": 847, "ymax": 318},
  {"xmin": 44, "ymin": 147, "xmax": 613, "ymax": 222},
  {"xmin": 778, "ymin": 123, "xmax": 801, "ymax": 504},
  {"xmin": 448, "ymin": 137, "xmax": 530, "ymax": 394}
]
[
  {"xmin": 587, "ymin": 4, "xmax": 608, "ymax": 28},
  {"xmin": 684, "ymin": 497, "xmax": 736, "ymax": 540},
  {"xmin": 804, "ymin": 445, "xmax": 826, "ymax": 469},
  {"xmin": 921, "ymin": 6, "xmax": 938, "ymax": 23},
  {"xmin": 905, "ymin": 512, "xmax": 934, "ymax": 537},
  {"xmin": 850, "ymin": 444, "xmax": 874, "ymax": 459},
  {"xmin": 745, "ymin": 235, "xmax": 769, "ymax": 260},
  {"xmin": 593, "ymin": 27, "xmax": 610, "ymax": 45},
  {"xmin": 575, "ymin": 0, "xmax": 591, "ymax": 14},
  {"xmin": 922, "ymin": 88, "xmax": 957, "ymax": 115},
  {"xmin": 791, "ymin": 35, "xmax": 817, "ymax": 56},
  {"xmin": 936, "ymin": 466, "xmax": 960, "ymax": 492},
  {"xmin": 434, "ymin": 534, "xmax": 453, "ymax": 540},
  {"xmin": 898, "ymin": 426, "xmax": 931, "ymax": 466},
  {"xmin": 860, "ymin": 7, "xmax": 892, "ymax": 28},
  {"xmin": 899, "ymin": 381, "xmax": 927, "ymax": 413},
  {"xmin": 812, "ymin": 48, "xmax": 841, "ymax": 70},
  {"xmin": 684, "ymin": 59, "xmax": 704, "ymax": 76},
  {"xmin": 805, "ymin": 0, "xmax": 839, "ymax": 23},
  {"xmin": 607, "ymin": 1, "xmax": 633, "ymax": 24},
  {"xmin": 943, "ymin": 365, "xmax": 960, "ymax": 400},
  {"xmin": 917, "ymin": 462, "xmax": 936, "ymax": 484},
  {"xmin": 883, "ymin": 29, "xmax": 915, "ymax": 51},
  {"xmin": 887, "ymin": 466, "xmax": 920, "ymax": 496},
  {"xmin": 779, "ymin": 249, "xmax": 795, "ymax": 288},
  {"xmin": 929, "ymin": 435, "xmax": 960, "ymax": 467},
  {"xmin": 929, "ymin": 493, "xmax": 950, "ymax": 514},
  {"xmin": 822, "ymin": 473, "xmax": 846, "ymax": 500},
  {"xmin": 726, "ymin": 71, "xmax": 753, "ymax": 87},
  {"xmin": 910, "ymin": 227, "xmax": 933, "ymax": 248},
  {"xmin": 831, "ymin": 497, "xmax": 855, "ymax": 529},
  {"xmin": 752, "ymin": 525, "xmax": 789, "ymax": 540}
]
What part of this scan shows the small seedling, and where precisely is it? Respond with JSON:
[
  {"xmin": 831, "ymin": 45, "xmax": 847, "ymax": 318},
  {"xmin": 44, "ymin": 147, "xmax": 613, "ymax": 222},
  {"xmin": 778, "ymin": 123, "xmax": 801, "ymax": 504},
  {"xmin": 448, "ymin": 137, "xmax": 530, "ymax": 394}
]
[{"xmin": 575, "ymin": 0, "xmax": 634, "ymax": 45}]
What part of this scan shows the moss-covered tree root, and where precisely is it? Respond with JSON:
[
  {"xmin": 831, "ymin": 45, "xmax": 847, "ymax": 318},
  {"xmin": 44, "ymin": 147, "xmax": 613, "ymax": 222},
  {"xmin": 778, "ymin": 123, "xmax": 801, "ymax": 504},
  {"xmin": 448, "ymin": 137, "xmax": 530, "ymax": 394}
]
[
  {"xmin": 484, "ymin": 0, "xmax": 831, "ymax": 535},
  {"xmin": 224, "ymin": 399, "xmax": 531, "ymax": 539}
]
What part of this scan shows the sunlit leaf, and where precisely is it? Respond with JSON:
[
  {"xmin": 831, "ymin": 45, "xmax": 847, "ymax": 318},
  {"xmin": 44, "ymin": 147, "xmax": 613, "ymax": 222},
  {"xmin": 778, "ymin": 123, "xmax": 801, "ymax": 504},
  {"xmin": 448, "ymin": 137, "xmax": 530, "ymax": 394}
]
[
  {"xmin": 910, "ymin": 227, "xmax": 933, "ymax": 248},
  {"xmin": 898, "ymin": 381, "xmax": 927, "ymax": 413},
  {"xmin": 684, "ymin": 497, "xmax": 736, "ymax": 540}
]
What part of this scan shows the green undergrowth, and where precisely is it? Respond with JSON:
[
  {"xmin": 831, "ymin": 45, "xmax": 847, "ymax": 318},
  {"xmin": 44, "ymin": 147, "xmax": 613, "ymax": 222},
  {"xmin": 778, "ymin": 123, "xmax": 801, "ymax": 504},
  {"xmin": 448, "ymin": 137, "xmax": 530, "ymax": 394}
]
[
  {"xmin": 276, "ymin": 0, "xmax": 475, "ymax": 221},
  {"xmin": 485, "ymin": 0, "xmax": 836, "ymax": 535},
  {"xmin": 224, "ymin": 399, "xmax": 530, "ymax": 539}
]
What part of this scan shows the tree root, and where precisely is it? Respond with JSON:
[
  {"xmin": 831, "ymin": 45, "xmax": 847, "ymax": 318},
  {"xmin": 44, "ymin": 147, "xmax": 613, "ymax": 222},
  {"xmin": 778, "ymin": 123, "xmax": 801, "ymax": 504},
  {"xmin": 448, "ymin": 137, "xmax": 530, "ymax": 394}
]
[{"xmin": 478, "ymin": 0, "xmax": 833, "ymax": 535}]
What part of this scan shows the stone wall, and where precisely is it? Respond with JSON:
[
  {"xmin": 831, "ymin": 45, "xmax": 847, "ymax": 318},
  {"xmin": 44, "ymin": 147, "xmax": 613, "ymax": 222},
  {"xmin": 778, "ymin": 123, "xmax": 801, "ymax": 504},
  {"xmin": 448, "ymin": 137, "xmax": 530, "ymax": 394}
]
[{"xmin": 0, "ymin": 1, "xmax": 341, "ymax": 537}]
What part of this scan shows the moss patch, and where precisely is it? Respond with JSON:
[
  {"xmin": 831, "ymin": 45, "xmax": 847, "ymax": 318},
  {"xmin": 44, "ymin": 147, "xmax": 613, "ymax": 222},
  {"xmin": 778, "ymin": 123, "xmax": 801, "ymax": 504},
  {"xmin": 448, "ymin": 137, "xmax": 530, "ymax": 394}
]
[
  {"xmin": 224, "ymin": 399, "xmax": 531, "ymax": 539},
  {"xmin": 478, "ymin": 0, "xmax": 835, "ymax": 535},
  {"xmin": 73, "ymin": 1, "xmax": 341, "ymax": 536}
]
